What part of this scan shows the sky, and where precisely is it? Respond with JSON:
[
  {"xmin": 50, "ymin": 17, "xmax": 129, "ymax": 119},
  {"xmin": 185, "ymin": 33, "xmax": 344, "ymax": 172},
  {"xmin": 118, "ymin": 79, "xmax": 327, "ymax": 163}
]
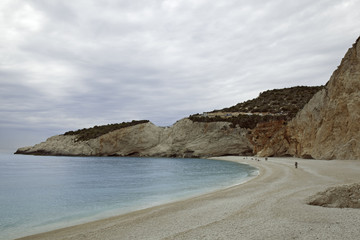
[{"xmin": 1, "ymin": 0, "xmax": 359, "ymax": 152}]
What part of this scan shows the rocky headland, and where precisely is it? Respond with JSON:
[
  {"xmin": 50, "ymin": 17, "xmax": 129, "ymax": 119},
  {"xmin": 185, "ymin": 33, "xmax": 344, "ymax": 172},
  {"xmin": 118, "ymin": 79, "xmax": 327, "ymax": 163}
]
[
  {"xmin": 15, "ymin": 119, "xmax": 252, "ymax": 158},
  {"xmin": 16, "ymin": 37, "xmax": 360, "ymax": 160}
]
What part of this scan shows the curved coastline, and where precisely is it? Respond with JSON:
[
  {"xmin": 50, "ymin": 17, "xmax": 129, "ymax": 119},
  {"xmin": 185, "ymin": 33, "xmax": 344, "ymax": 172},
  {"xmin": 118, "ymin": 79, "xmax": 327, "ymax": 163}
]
[
  {"xmin": 17, "ymin": 156, "xmax": 360, "ymax": 240},
  {"xmin": 12, "ymin": 157, "xmax": 258, "ymax": 240}
]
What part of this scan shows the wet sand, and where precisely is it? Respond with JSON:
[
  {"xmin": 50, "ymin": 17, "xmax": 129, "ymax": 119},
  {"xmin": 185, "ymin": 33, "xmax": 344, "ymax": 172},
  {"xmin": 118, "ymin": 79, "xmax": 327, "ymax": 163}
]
[{"xmin": 18, "ymin": 157, "xmax": 360, "ymax": 240}]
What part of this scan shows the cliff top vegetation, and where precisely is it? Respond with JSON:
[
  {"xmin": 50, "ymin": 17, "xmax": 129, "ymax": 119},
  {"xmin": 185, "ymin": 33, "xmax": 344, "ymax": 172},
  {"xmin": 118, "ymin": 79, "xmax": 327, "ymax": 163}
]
[
  {"xmin": 221, "ymin": 86, "xmax": 323, "ymax": 114},
  {"xmin": 64, "ymin": 120, "xmax": 150, "ymax": 141}
]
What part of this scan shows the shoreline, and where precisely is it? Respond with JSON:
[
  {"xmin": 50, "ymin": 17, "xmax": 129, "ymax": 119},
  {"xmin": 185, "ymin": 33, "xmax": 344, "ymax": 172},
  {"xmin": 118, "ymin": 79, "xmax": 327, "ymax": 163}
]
[
  {"xmin": 1, "ymin": 155, "xmax": 256, "ymax": 240},
  {"xmin": 17, "ymin": 156, "xmax": 360, "ymax": 240}
]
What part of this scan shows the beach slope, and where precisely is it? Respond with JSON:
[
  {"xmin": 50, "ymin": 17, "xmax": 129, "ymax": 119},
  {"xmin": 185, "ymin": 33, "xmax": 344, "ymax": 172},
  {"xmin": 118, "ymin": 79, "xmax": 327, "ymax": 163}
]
[{"xmin": 18, "ymin": 157, "xmax": 360, "ymax": 240}]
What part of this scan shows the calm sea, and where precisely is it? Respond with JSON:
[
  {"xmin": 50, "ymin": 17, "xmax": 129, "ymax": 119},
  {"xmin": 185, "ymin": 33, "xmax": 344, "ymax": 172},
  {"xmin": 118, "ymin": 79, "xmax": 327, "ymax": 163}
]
[{"xmin": 0, "ymin": 153, "xmax": 257, "ymax": 240}]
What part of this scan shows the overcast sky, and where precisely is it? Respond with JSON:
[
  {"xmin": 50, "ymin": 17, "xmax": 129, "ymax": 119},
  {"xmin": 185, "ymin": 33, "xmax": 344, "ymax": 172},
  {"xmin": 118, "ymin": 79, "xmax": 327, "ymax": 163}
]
[{"xmin": 1, "ymin": 0, "xmax": 359, "ymax": 152}]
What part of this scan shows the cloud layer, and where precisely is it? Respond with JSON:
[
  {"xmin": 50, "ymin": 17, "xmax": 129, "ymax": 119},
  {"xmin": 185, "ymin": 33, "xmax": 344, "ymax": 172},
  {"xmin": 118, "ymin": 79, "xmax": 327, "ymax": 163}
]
[{"xmin": 1, "ymin": 0, "xmax": 359, "ymax": 150}]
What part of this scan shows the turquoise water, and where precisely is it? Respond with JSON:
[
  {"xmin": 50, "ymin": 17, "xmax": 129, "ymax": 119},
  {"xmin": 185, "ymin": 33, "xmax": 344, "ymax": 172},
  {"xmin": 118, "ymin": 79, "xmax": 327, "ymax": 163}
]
[{"xmin": 0, "ymin": 153, "xmax": 257, "ymax": 240}]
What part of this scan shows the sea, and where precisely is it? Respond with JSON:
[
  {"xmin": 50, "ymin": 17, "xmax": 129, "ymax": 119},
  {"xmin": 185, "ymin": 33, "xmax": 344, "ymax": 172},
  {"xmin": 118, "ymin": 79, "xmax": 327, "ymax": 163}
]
[{"xmin": 0, "ymin": 153, "xmax": 258, "ymax": 240}]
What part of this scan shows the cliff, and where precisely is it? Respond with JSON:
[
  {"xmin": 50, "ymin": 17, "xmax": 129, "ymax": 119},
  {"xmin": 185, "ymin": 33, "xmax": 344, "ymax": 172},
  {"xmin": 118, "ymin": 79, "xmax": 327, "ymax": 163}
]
[
  {"xmin": 16, "ymin": 37, "xmax": 360, "ymax": 160},
  {"xmin": 256, "ymin": 37, "xmax": 360, "ymax": 160},
  {"xmin": 15, "ymin": 119, "xmax": 252, "ymax": 158}
]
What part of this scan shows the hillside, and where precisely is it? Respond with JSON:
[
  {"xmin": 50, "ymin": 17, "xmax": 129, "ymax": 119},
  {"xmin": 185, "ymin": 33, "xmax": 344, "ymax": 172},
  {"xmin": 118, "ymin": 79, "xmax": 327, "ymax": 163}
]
[
  {"xmin": 222, "ymin": 86, "xmax": 323, "ymax": 115},
  {"xmin": 189, "ymin": 86, "xmax": 323, "ymax": 129}
]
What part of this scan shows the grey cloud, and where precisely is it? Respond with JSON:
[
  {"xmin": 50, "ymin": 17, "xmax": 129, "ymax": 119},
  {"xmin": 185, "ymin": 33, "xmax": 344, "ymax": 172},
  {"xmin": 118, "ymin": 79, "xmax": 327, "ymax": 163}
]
[{"xmin": 1, "ymin": 0, "xmax": 360, "ymax": 151}]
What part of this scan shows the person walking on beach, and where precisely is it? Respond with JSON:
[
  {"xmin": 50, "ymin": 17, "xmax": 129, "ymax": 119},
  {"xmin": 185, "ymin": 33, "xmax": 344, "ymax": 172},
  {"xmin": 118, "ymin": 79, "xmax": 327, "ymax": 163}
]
[{"xmin": 295, "ymin": 162, "xmax": 298, "ymax": 169}]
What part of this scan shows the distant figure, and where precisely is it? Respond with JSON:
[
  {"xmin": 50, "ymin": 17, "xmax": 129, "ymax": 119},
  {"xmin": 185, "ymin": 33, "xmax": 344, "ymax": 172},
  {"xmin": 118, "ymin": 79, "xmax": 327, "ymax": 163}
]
[
  {"xmin": 295, "ymin": 162, "xmax": 298, "ymax": 168},
  {"xmin": 265, "ymin": 157, "xmax": 268, "ymax": 161}
]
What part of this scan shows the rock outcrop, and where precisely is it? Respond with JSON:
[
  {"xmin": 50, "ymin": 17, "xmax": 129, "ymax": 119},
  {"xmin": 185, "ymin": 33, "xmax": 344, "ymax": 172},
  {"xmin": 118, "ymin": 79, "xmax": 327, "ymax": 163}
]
[
  {"xmin": 16, "ymin": 119, "xmax": 253, "ymax": 158},
  {"xmin": 257, "ymin": 37, "xmax": 360, "ymax": 160}
]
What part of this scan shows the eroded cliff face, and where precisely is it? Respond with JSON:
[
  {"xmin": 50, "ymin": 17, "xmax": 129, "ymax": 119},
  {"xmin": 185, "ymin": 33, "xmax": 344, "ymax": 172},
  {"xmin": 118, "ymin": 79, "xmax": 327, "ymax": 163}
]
[
  {"xmin": 147, "ymin": 119, "xmax": 252, "ymax": 157},
  {"xmin": 257, "ymin": 37, "xmax": 360, "ymax": 160},
  {"xmin": 16, "ymin": 38, "xmax": 360, "ymax": 160},
  {"xmin": 249, "ymin": 120, "xmax": 288, "ymax": 156},
  {"xmin": 16, "ymin": 119, "xmax": 253, "ymax": 158}
]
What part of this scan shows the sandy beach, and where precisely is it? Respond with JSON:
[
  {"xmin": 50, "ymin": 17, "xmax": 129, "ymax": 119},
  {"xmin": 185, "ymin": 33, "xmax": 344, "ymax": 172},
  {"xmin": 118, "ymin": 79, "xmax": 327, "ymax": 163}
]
[{"xmin": 18, "ymin": 157, "xmax": 360, "ymax": 240}]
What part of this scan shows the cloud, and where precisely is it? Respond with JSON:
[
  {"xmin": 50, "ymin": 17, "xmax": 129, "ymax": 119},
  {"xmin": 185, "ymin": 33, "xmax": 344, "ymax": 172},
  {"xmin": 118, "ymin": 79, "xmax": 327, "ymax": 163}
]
[{"xmin": 1, "ymin": 0, "xmax": 360, "ymax": 150}]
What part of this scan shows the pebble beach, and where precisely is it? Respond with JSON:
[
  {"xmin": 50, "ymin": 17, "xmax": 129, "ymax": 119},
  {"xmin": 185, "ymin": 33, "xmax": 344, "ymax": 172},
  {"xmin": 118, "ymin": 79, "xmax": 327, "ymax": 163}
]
[{"xmin": 18, "ymin": 156, "xmax": 360, "ymax": 240}]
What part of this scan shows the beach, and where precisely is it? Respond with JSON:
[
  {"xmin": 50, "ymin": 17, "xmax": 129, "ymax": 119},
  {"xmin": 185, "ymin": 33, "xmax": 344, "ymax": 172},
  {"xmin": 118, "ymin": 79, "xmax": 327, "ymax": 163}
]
[{"xmin": 18, "ymin": 157, "xmax": 360, "ymax": 240}]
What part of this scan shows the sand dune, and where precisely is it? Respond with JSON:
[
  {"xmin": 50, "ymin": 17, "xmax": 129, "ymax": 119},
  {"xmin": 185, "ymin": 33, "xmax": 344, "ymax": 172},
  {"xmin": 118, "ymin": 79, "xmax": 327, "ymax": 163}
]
[{"xmin": 18, "ymin": 157, "xmax": 360, "ymax": 240}]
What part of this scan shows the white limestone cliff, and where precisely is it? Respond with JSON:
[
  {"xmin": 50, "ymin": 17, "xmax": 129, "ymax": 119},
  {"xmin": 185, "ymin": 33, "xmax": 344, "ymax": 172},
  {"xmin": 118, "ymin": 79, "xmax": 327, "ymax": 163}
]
[{"xmin": 16, "ymin": 119, "xmax": 252, "ymax": 158}]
